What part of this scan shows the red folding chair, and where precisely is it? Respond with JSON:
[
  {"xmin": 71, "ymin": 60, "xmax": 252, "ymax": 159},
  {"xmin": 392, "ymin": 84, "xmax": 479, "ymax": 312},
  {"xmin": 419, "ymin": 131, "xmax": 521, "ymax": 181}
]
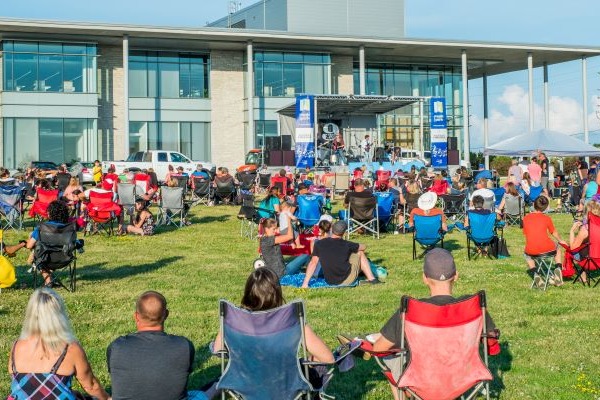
[
  {"xmin": 85, "ymin": 191, "xmax": 121, "ymax": 236},
  {"xmin": 361, "ymin": 292, "xmax": 493, "ymax": 400},
  {"xmin": 270, "ymin": 176, "xmax": 291, "ymax": 197},
  {"xmin": 561, "ymin": 213, "xmax": 600, "ymax": 287},
  {"xmin": 28, "ymin": 188, "xmax": 59, "ymax": 221},
  {"xmin": 375, "ymin": 170, "xmax": 391, "ymax": 189}
]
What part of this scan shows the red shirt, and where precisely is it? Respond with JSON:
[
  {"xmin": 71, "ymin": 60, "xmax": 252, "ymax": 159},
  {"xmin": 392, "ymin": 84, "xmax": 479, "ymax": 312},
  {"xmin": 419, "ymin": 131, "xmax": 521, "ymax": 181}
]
[
  {"xmin": 409, "ymin": 208, "xmax": 446, "ymax": 224},
  {"xmin": 523, "ymin": 212, "xmax": 556, "ymax": 255}
]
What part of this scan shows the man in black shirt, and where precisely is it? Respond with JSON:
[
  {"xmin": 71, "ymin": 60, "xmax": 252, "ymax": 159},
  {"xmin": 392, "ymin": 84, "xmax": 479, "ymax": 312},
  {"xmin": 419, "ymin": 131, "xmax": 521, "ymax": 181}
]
[
  {"xmin": 301, "ymin": 221, "xmax": 380, "ymax": 287},
  {"xmin": 369, "ymin": 248, "xmax": 499, "ymax": 400},
  {"xmin": 107, "ymin": 291, "xmax": 216, "ymax": 400}
]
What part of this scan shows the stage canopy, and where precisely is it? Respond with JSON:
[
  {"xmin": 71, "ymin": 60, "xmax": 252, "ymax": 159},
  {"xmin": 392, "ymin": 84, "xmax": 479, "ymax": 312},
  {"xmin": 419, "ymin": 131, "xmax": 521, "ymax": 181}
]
[
  {"xmin": 276, "ymin": 95, "xmax": 421, "ymax": 119},
  {"xmin": 483, "ymin": 129, "xmax": 600, "ymax": 157}
]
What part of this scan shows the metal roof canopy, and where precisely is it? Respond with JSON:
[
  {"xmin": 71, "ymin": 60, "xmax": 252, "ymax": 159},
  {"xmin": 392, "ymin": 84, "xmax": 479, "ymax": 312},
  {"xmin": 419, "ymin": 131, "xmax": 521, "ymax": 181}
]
[{"xmin": 276, "ymin": 95, "xmax": 423, "ymax": 118}]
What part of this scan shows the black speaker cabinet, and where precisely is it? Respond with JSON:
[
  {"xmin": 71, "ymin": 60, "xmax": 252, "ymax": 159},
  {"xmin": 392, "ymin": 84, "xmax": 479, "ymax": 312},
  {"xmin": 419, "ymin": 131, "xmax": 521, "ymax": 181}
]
[
  {"xmin": 265, "ymin": 136, "xmax": 281, "ymax": 151},
  {"xmin": 270, "ymin": 150, "xmax": 283, "ymax": 166},
  {"xmin": 282, "ymin": 150, "xmax": 295, "ymax": 166},
  {"xmin": 447, "ymin": 149, "xmax": 460, "ymax": 165},
  {"xmin": 448, "ymin": 136, "xmax": 458, "ymax": 150},
  {"xmin": 281, "ymin": 135, "xmax": 292, "ymax": 151}
]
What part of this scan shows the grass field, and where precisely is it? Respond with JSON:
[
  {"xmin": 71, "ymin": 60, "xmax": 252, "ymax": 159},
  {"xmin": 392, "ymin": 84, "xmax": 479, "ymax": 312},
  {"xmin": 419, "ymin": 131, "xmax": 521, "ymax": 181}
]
[{"xmin": 1, "ymin": 202, "xmax": 600, "ymax": 399}]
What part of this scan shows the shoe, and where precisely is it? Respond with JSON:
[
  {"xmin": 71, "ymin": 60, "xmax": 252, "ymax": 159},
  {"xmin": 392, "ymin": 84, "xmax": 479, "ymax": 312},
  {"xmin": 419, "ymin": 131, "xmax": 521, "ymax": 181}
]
[
  {"xmin": 553, "ymin": 267, "xmax": 564, "ymax": 286},
  {"xmin": 361, "ymin": 278, "xmax": 383, "ymax": 285},
  {"xmin": 532, "ymin": 273, "xmax": 543, "ymax": 289}
]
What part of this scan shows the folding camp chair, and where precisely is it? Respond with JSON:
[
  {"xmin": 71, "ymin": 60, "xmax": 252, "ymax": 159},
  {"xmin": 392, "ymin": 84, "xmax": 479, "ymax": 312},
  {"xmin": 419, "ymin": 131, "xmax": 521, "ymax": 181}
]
[
  {"xmin": 374, "ymin": 191, "xmax": 395, "ymax": 233},
  {"xmin": 465, "ymin": 212, "xmax": 499, "ymax": 260},
  {"xmin": 237, "ymin": 190, "xmax": 259, "ymax": 239},
  {"xmin": 527, "ymin": 251, "xmax": 557, "ymax": 291},
  {"xmin": 567, "ymin": 213, "xmax": 600, "ymax": 287},
  {"xmin": 345, "ymin": 196, "xmax": 379, "ymax": 239},
  {"xmin": 85, "ymin": 191, "xmax": 121, "ymax": 236},
  {"xmin": 191, "ymin": 176, "xmax": 213, "ymax": 206},
  {"xmin": 521, "ymin": 186, "xmax": 544, "ymax": 209},
  {"xmin": 440, "ymin": 193, "xmax": 466, "ymax": 223},
  {"xmin": 170, "ymin": 175, "xmax": 190, "ymax": 198},
  {"xmin": 28, "ymin": 188, "xmax": 59, "ymax": 223},
  {"xmin": 491, "ymin": 188, "xmax": 505, "ymax": 209},
  {"xmin": 216, "ymin": 300, "xmax": 328, "ymax": 400},
  {"xmin": 361, "ymin": 292, "xmax": 492, "ymax": 400},
  {"xmin": 334, "ymin": 173, "xmax": 350, "ymax": 199},
  {"xmin": 0, "ymin": 185, "xmax": 25, "ymax": 230},
  {"xmin": 134, "ymin": 174, "xmax": 152, "ymax": 199},
  {"xmin": 412, "ymin": 214, "xmax": 444, "ymax": 259},
  {"xmin": 215, "ymin": 178, "xmax": 237, "ymax": 205},
  {"xmin": 257, "ymin": 172, "xmax": 272, "ymax": 194},
  {"xmin": 296, "ymin": 194, "xmax": 324, "ymax": 232},
  {"xmin": 117, "ymin": 183, "xmax": 136, "ymax": 224},
  {"xmin": 503, "ymin": 194, "xmax": 523, "ymax": 226},
  {"xmin": 375, "ymin": 170, "xmax": 391, "ymax": 189},
  {"xmin": 271, "ymin": 176, "xmax": 292, "ymax": 197},
  {"xmin": 237, "ymin": 171, "xmax": 258, "ymax": 192},
  {"xmin": 320, "ymin": 172, "xmax": 335, "ymax": 195},
  {"xmin": 157, "ymin": 186, "xmax": 187, "ymax": 227},
  {"xmin": 32, "ymin": 222, "xmax": 78, "ymax": 292}
]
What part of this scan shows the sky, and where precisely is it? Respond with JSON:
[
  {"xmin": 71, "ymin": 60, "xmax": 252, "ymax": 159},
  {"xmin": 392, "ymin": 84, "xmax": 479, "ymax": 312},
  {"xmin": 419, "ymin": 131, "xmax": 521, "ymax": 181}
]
[{"xmin": 1, "ymin": 0, "xmax": 599, "ymax": 149}]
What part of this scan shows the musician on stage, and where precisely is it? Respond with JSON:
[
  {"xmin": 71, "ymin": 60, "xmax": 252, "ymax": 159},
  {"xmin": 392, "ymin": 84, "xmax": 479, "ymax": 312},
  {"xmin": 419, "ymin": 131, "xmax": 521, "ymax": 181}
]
[
  {"xmin": 360, "ymin": 134, "xmax": 372, "ymax": 162},
  {"xmin": 332, "ymin": 132, "xmax": 346, "ymax": 166}
]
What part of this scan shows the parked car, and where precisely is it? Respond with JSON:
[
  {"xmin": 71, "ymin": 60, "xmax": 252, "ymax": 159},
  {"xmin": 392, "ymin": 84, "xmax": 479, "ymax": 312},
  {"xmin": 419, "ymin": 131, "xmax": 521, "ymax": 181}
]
[
  {"xmin": 68, "ymin": 161, "xmax": 94, "ymax": 184},
  {"xmin": 30, "ymin": 161, "xmax": 58, "ymax": 171},
  {"xmin": 102, "ymin": 151, "xmax": 215, "ymax": 182}
]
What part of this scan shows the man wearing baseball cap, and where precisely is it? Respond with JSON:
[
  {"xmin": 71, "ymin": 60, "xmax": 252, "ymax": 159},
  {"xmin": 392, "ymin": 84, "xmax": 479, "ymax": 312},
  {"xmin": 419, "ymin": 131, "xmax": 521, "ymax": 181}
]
[
  {"xmin": 369, "ymin": 248, "xmax": 500, "ymax": 400},
  {"xmin": 301, "ymin": 220, "xmax": 380, "ymax": 287}
]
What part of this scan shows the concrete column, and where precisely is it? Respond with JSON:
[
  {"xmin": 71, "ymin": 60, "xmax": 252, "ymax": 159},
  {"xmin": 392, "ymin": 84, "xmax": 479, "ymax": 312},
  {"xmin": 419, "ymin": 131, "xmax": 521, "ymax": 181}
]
[
  {"xmin": 246, "ymin": 41, "xmax": 254, "ymax": 151},
  {"xmin": 359, "ymin": 46, "xmax": 366, "ymax": 95},
  {"xmin": 543, "ymin": 62, "xmax": 549, "ymax": 129},
  {"xmin": 483, "ymin": 73, "xmax": 489, "ymax": 169},
  {"xmin": 123, "ymin": 35, "xmax": 130, "ymax": 156},
  {"xmin": 528, "ymin": 52, "xmax": 534, "ymax": 132},
  {"xmin": 461, "ymin": 50, "xmax": 470, "ymax": 164}
]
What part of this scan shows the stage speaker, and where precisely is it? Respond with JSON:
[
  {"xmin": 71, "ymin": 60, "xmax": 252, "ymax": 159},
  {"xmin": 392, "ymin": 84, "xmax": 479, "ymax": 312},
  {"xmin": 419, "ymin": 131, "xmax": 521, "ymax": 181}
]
[
  {"xmin": 281, "ymin": 135, "xmax": 292, "ymax": 151},
  {"xmin": 282, "ymin": 150, "xmax": 295, "ymax": 166},
  {"xmin": 270, "ymin": 150, "xmax": 283, "ymax": 166},
  {"xmin": 447, "ymin": 149, "xmax": 460, "ymax": 165},
  {"xmin": 448, "ymin": 136, "xmax": 458, "ymax": 150},
  {"xmin": 265, "ymin": 136, "xmax": 281, "ymax": 151}
]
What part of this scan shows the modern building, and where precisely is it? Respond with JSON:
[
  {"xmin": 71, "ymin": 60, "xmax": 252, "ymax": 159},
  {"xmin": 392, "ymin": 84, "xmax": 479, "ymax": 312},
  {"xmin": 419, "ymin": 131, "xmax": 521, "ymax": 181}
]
[{"xmin": 0, "ymin": 0, "xmax": 599, "ymax": 170}]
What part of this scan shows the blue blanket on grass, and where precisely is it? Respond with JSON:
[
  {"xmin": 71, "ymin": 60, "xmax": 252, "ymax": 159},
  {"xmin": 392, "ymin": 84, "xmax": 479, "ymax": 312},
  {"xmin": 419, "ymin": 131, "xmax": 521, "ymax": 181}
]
[{"xmin": 280, "ymin": 273, "xmax": 359, "ymax": 289}]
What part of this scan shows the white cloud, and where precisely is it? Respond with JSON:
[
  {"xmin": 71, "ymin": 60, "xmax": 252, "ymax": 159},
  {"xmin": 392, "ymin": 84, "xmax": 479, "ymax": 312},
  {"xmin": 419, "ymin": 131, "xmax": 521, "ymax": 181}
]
[{"xmin": 470, "ymin": 85, "xmax": 600, "ymax": 151}]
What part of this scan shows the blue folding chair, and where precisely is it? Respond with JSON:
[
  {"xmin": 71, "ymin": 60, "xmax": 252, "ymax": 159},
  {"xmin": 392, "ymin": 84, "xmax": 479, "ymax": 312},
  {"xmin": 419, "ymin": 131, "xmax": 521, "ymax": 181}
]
[
  {"xmin": 0, "ymin": 185, "xmax": 24, "ymax": 230},
  {"xmin": 466, "ymin": 212, "xmax": 499, "ymax": 260},
  {"xmin": 491, "ymin": 187, "xmax": 505, "ymax": 209},
  {"xmin": 519, "ymin": 185, "xmax": 544, "ymax": 207},
  {"xmin": 375, "ymin": 191, "xmax": 395, "ymax": 232},
  {"xmin": 217, "ymin": 300, "xmax": 318, "ymax": 400},
  {"xmin": 474, "ymin": 170, "xmax": 493, "ymax": 181},
  {"xmin": 296, "ymin": 194, "xmax": 324, "ymax": 232},
  {"xmin": 412, "ymin": 214, "xmax": 445, "ymax": 260}
]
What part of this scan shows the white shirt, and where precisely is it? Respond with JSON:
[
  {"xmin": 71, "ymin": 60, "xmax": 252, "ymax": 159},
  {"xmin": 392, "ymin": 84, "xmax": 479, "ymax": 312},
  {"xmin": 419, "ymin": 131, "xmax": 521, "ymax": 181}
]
[{"xmin": 278, "ymin": 210, "xmax": 294, "ymax": 232}]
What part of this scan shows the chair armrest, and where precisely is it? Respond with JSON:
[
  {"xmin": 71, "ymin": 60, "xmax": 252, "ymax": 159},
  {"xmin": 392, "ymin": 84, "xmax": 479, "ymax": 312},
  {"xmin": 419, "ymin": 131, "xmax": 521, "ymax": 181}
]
[{"xmin": 359, "ymin": 340, "xmax": 405, "ymax": 358}]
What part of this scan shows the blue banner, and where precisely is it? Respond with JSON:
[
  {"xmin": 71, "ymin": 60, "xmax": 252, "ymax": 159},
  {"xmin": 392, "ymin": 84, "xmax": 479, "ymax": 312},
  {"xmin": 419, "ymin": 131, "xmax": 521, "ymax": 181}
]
[
  {"xmin": 430, "ymin": 97, "xmax": 448, "ymax": 167},
  {"xmin": 295, "ymin": 95, "xmax": 315, "ymax": 168}
]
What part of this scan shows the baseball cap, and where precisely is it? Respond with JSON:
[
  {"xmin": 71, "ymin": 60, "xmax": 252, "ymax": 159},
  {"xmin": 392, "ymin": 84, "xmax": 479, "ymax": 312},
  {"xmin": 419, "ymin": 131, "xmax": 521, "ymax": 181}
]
[
  {"xmin": 423, "ymin": 248, "xmax": 456, "ymax": 281},
  {"xmin": 332, "ymin": 220, "xmax": 348, "ymax": 235}
]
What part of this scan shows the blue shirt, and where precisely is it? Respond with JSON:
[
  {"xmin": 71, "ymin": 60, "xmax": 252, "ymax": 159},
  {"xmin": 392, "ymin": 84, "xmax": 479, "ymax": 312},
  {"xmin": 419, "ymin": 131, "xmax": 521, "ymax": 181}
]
[{"xmin": 191, "ymin": 170, "xmax": 210, "ymax": 179}]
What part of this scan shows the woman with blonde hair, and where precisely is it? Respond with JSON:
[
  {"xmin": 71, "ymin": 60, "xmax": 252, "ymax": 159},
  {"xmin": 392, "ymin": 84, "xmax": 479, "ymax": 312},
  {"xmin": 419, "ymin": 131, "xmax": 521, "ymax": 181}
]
[{"xmin": 7, "ymin": 288, "xmax": 110, "ymax": 400}]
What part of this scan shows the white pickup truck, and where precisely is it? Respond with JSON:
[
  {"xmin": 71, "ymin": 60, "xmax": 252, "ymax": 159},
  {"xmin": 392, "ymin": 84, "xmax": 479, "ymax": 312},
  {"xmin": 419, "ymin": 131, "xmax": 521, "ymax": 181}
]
[{"xmin": 102, "ymin": 151, "xmax": 215, "ymax": 181}]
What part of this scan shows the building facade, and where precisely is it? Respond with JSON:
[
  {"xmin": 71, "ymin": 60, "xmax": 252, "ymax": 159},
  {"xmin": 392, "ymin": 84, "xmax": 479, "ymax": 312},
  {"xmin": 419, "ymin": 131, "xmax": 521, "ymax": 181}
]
[{"xmin": 0, "ymin": 3, "xmax": 598, "ymax": 170}]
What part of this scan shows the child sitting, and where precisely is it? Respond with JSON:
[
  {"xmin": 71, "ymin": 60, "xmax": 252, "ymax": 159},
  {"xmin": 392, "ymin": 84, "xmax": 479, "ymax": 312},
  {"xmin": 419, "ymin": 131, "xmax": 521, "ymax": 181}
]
[
  {"xmin": 119, "ymin": 199, "xmax": 155, "ymax": 236},
  {"xmin": 278, "ymin": 200, "xmax": 303, "ymax": 249}
]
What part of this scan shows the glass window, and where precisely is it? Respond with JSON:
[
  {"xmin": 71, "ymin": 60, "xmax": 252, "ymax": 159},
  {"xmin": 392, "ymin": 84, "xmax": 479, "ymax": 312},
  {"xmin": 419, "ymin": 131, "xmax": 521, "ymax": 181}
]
[
  {"xmin": 148, "ymin": 122, "xmax": 159, "ymax": 150},
  {"xmin": 254, "ymin": 51, "xmax": 330, "ymax": 97},
  {"xmin": 3, "ymin": 41, "xmax": 97, "ymax": 93},
  {"xmin": 63, "ymin": 119, "xmax": 86, "ymax": 162},
  {"xmin": 255, "ymin": 120, "xmax": 278, "ymax": 148},
  {"xmin": 160, "ymin": 122, "xmax": 179, "ymax": 151},
  {"xmin": 129, "ymin": 121, "xmax": 148, "ymax": 154},
  {"xmin": 129, "ymin": 121, "xmax": 211, "ymax": 161},
  {"xmin": 157, "ymin": 152, "xmax": 168, "ymax": 162},
  {"xmin": 129, "ymin": 61, "xmax": 148, "ymax": 97},
  {"xmin": 159, "ymin": 62, "xmax": 179, "ymax": 98},
  {"xmin": 179, "ymin": 63, "xmax": 191, "ymax": 98},
  {"xmin": 170, "ymin": 152, "xmax": 188, "ymax": 163},
  {"xmin": 39, "ymin": 119, "xmax": 64, "ymax": 163}
]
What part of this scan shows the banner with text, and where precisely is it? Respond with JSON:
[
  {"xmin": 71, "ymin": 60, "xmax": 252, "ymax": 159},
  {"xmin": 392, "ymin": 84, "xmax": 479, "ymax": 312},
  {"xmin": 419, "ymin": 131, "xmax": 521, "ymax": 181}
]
[
  {"xmin": 295, "ymin": 95, "xmax": 315, "ymax": 168},
  {"xmin": 430, "ymin": 97, "xmax": 448, "ymax": 168}
]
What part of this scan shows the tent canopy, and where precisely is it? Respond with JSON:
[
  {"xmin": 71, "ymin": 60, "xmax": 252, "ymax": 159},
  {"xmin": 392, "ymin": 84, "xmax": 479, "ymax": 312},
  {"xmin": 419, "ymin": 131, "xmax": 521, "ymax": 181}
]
[{"xmin": 483, "ymin": 129, "xmax": 600, "ymax": 157}]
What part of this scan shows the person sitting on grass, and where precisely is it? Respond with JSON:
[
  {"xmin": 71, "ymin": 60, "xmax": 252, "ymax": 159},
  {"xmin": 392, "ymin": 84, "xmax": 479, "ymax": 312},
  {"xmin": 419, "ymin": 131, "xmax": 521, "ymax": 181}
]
[
  {"xmin": 259, "ymin": 218, "xmax": 310, "ymax": 278},
  {"xmin": 214, "ymin": 268, "xmax": 334, "ymax": 364},
  {"xmin": 119, "ymin": 198, "xmax": 155, "ymax": 236},
  {"xmin": 367, "ymin": 248, "xmax": 500, "ymax": 400},
  {"xmin": 302, "ymin": 221, "xmax": 380, "ymax": 287},
  {"xmin": 278, "ymin": 200, "xmax": 303, "ymax": 249},
  {"xmin": 522, "ymin": 196, "xmax": 566, "ymax": 287},
  {"xmin": 107, "ymin": 290, "xmax": 217, "ymax": 400},
  {"xmin": 8, "ymin": 288, "xmax": 110, "ymax": 400}
]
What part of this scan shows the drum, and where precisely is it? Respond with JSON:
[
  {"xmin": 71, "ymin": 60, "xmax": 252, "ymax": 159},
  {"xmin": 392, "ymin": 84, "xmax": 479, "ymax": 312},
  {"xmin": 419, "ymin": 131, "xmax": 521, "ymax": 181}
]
[{"xmin": 330, "ymin": 154, "xmax": 338, "ymax": 164}]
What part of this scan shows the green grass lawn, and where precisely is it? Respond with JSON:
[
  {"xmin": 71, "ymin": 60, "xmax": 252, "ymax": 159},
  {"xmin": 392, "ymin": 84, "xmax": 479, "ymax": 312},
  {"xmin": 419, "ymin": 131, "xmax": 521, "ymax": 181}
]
[{"xmin": 1, "ymin": 203, "xmax": 599, "ymax": 399}]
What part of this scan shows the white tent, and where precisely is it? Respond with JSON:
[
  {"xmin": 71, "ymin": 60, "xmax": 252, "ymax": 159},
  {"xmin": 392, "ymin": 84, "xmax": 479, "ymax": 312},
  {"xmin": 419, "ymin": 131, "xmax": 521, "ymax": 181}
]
[{"xmin": 484, "ymin": 129, "xmax": 600, "ymax": 157}]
